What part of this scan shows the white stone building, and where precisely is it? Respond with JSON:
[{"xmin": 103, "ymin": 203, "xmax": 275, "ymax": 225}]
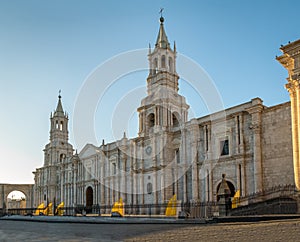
[{"xmin": 33, "ymin": 17, "xmax": 299, "ymax": 212}]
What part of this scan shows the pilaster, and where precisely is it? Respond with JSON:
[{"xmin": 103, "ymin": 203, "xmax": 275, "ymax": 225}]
[{"xmin": 247, "ymin": 98, "xmax": 264, "ymax": 193}]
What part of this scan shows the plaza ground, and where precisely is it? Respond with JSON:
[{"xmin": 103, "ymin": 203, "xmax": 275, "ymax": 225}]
[{"xmin": 1, "ymin": 217, "xmax": 300, "ymax": 241}]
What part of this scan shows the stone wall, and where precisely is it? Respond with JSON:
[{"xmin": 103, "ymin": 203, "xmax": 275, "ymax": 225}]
[{"xmin": 262, "ymin": 102, "xmax": 294, "ymax": 189}]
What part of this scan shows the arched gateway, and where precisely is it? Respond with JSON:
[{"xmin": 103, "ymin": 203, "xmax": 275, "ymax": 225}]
[{"xmin": 0, "ymin": 184, "xmax": 34, "ymax": 210}]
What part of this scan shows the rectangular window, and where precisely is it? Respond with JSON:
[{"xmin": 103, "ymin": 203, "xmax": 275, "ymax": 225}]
[{"xmin": 220, "ymin": 139, "xmax": 229, "ymax": 156}]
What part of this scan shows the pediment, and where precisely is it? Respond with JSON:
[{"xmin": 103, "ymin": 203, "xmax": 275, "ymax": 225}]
[{"xmin": 79, "ymin": 143, "xmax": 98, "ymax": 159}]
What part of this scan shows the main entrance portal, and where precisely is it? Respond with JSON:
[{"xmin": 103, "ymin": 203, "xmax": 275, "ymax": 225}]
[{"xmin": 86, "ymin": 186, "xmax": 93, "ymax": 213}]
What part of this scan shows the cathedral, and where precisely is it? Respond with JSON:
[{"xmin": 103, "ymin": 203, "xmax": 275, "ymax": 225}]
[{"xmin": 32, "ymin": 16, "xmax": 300, "ymax": 213}]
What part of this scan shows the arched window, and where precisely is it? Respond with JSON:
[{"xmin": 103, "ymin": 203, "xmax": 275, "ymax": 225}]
[
  {"xmin": 147, "ymin": 113, "xmax": 155, "ymax": 127},
  {"xmin": 60, "ymin": 121, "xmax": 63, "ymax": 131},
  {"xmin": 147, "ymin": 183, "xmax": 153, "ymax": 194},
  {"xmin": 169, "ymin": 57, "xmax": 173, "ymax": 72},
  {"xmin": 55, "ymin": 120, "xmax": 59, "ymax": 129},
  {"xmin": 161, "ymin": 55, "xmax": 166, "ymax": 68}
]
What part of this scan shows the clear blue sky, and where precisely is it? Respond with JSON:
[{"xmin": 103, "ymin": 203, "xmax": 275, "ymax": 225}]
[{"xmin": 0, "ymin": 0, "xmax": 299, "ymax": 184}]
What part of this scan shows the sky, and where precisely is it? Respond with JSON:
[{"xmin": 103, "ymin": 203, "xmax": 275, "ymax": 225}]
[{"xmin": 0, "ymin": 0, "xmax": 299, "ymax": 184}]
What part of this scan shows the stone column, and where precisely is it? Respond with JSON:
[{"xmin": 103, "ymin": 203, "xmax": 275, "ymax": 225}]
[
  {"xmin": 247, "ymin": 98, "xmax": 264, "ymax": 193},
  {"xmin": 287, "ymin": 83, "xmax": 300, "ymax": 188},
  {"xmin": 181, "ymin": 129, "xmax": 187, "ymax": 203},
  {"xmin": 239, "ymin": 114, "xmax": 245, "ymax": 153},
  {"xmin": 209, "ymin": 165, "xmax": 214, "ymax": 201},
  {"xmin": 190, "ymin": 120, "xmax": 199, "ymax": 200},
  {"xmin": 235, "ymin": 116, "xmax": 240, "ymax": 154},
  {"xmin": 152, "ymin": 136, "xmax": 158, "ymax": 207},
  {"xmin": 277, "ymin": 43, "xmax": 300, "ymax": 190},
  {"xmin": 100, "ymin": 154, "xmax": 105, "ymax": 209}
]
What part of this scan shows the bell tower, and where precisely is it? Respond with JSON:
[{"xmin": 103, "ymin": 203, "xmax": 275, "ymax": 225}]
[
  {"xmin": 43, "ymin": 92, "xmax": 73, "ymax": 166},
  {"xmin": 138, "ymin": 16, "xmax": 189, "ymax": 136},
  {"xmin": 50, "ymin": 93, "xmax": 69, "ymax": 143}
]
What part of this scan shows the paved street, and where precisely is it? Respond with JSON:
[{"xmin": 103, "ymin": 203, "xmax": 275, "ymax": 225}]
[
  {"xmin": 1, "ymin": 218, "xmax": 300, "ymax": 241},
  {"xmin": 0, "ymin": 220, "xmax": 188, "ymax": 242}
]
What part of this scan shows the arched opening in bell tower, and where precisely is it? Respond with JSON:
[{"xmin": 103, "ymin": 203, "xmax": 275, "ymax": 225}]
[
  {"xmin": 172, "ymin": 112, "xmax": 179, "ymax": 127},
  {"xmin": 154, "ymin": 58, "xmax": 158, "ymax": 74},
  {"xmin": 169, "ymin": 57, "xmax": 173, "ymax": 72},
  {"xmin": 147, "ymin": 113, "xmax": 155, "ymax": 127},
  {"xmin": 161, "ymin": 55, "xmax": 166, "ymax": 68}
]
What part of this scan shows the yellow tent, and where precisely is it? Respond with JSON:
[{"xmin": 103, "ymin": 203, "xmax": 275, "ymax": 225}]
[
  {"xmin": 34, "ymin": 203, "xmax": 45, "ymax": 215},
  {"xmin": 55, "ymin": 202, "xmax": 64, "ymax": 216},
  {"xmin": 231, "ymin": 190, "xmax": 240, "ymax": 209},
  {"xmin": 43, "ymin": 202, "xmax": 53, "ymax": 216},
  {"xmin": 111, "ymin": 198, "xmax": 124, "ymax": 217},
  {"xmin": 165, "ymin": 194, "xmax": 177, "ymax": 216}
]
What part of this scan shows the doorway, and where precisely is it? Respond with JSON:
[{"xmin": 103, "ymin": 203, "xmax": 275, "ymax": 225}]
[{"xmin": 86, "ymin": 186, "xmax": 93, "ymax": 213}]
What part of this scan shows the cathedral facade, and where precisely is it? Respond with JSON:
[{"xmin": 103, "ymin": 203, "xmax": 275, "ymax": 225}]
[{"xmin": 33, "ymin": 17, "xmax": 299, "ymax": 212}]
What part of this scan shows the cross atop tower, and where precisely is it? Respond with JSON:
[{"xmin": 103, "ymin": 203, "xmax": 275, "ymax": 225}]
[{"xmin": 159, "ymin": 8, "xmax": 164, "ymax": 18}]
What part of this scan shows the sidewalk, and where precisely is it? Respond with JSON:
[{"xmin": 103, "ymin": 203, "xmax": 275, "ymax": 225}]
[
  {"xmin": 2, "ymin": 214, "xmax": 300, "ymax": 224},
  {"xmin": 0, "ymin": 215, "xmax": 206, "ymax": 224}
]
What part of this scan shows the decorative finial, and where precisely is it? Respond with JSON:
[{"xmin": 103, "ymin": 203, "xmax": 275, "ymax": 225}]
[
  {"xmin": 58, "ymin": 89, "xmax": 61, "ymax": 99},
  {"xmin": 159, "ymin": 8, "xmax": 164, "ymax": 23},
  {"xmin": 123, "ymin": 131, "xmax": 126, "ymax": 139},
  {"xmin": 102, "ymin": 139, "xmax": 105, "ymax": 145}
]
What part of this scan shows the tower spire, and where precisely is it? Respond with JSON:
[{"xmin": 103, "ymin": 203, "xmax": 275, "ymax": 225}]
[
  {"xmin": 54, "ymin": 90, "xmax": 64, "ymax": 117},
  {"xmin": 155, "ymin": 10, "xmax": 170, "ymax": 49}
]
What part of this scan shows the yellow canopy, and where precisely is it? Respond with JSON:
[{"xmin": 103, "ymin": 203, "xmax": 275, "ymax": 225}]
[
  {"xmin": 55, "ymin": 202, "xmax": 64, "ymax": 216},
  {"xmin": 43, "ymin": 202, "xmax": 53, "ymax": 216},
  {"xmin": 165, "ymin": 194, "xmax": 177, "ymax": 216},
  {"xmin": 34, "ymin": 203, "xmax": 45, "ymax": 215},
  {"xmin": 231, "ymin": 190, "xmax": 240, "ymax": 209},
  {"xmin": 111, "ymin": 198, "xmax": 124, "ymax": 217}
]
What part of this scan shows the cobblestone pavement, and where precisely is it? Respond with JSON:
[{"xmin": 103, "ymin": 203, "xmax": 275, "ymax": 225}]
[
  {"xmin": 126, "ymin": 219, "xmax": 300, "ymax": 242},
  {"xmin": 1, "ymin": 219, "xmax": 300, "ymax": 241}
]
